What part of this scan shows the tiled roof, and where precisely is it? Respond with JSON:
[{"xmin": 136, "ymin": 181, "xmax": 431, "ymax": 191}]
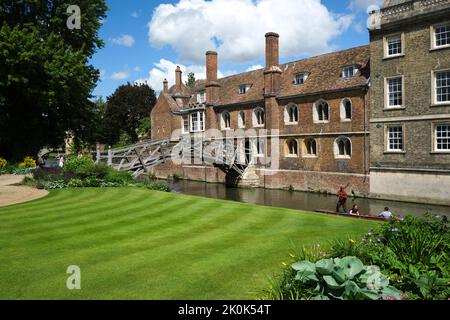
[
  {"xmin": 161, "ymin": 45, "xmax": 370, "ymax": 111},
  {"xmin": 213, "ymin": 45, "xmax": 370, "ymax": 107}
]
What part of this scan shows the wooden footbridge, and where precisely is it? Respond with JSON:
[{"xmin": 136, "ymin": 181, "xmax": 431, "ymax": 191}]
[{"xmin": 96, "ymin": 138, "xmax": 251, "ymax": 180}]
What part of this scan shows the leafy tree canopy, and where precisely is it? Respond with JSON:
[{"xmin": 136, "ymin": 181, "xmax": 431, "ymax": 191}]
[
  {"xmin": 102, "ymin": 83, "xmax": 156, "ymax": 146},
  {"xmin": 0, "ymin": 0, "xmax": 107, "ymax": 160},
  {"xmin": 185, "ymin": 72, "xmax": 196, "ymax": 88}
]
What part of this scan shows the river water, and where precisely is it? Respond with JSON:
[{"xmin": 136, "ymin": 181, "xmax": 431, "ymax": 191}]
[{"xmin": 156, "ymin": 179, "xmax": 450, "ymax": 218}]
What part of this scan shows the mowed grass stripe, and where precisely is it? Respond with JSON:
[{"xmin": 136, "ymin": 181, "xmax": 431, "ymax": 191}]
[{"xmin": 0, "ymin": 188, "xmax": 377, "ymax": 299}]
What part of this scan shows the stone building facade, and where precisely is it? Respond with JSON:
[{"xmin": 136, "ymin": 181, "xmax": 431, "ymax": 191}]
[
  {"xmin": 151, "ymin": 0, "xmax": 450, "ymax": 205},
  {"xmin": 369, "ymin": 0, "xmax": 450, "ymax": 205}
]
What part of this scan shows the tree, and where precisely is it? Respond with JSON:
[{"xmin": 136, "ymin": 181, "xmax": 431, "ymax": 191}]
[
  {"xmin": 185, "ymin": 72, "xmax": 196, "ymax": 88},
  {"xmin": 102, "ymin": 83, "xmax": 156, "ymax": 146},
  {"xmin": 0, "ymin": 0, "xmax": 107, "ymax": 160}
]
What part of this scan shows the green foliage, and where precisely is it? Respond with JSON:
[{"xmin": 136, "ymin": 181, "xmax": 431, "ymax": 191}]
[
  {"xmin": 328, "ymin": 214, "xmax": 450, "ymax": 300},
  {"xmin": 0, "ymin": 158, "xmax": 7, "ymax": 169},
  {"xmin": 67, "ymin": 178, "xmax": 83, "ymax": 188},
  {"xmin": 0, "ymin": 1, "xmax": 108, "ymax": 160},
  {"xmin": 102, "ymin": 83, "xmax": 156, "ymax": 146},
  {"xmin": 18, "ymin": 156, "xmax": 36, "ymax": 168},
  {"xmin": 105, "ymin": 170, "xmax": 133, "ymax": 184},
  {"xmin": 269, "ymin": 256, "xmax": 401, "ymax": 300},
  {"xmin": 63, "ymin": 157, "xmax": 95, "ymax": 174},
  {"xmin": 185, "ymin": 72, "xmax": 196, "ymax": 88},
  {"xmin": 138, "ymin": 118, "xmax": 152, "ymax": 139}
]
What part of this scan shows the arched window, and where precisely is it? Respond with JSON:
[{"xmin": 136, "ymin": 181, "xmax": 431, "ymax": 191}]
[
  {"xmin": 314, "ymin": 100, "xmax": 329, "ymax": 123},
  {"xmin": 253, "ymin": 107, "xmax": 265, "ymax": 127},
  {"xmin": 285, "ymin": 104, "xmax": 299, "ymax": 124},
  {"xmin": 335, "ymin": 137, "xmax": 352, "ymax": 158},
  {"xmin": 286, "ymin": 139, "xmax": 298, "ymax": 156},
  {"xmin": 238, "ymin": 111, "xmax": 246, "ymax": 128},
  {"xmin": 303, "ymin": 138, "xmax": 317, "ymax": 157},
  {"xmin": 221, "ymin": 112, "xmax": 231, "ymax": 129},
  {"xmin": 340, "ymin": 98, "xmax": 352, "ymax": 121}
]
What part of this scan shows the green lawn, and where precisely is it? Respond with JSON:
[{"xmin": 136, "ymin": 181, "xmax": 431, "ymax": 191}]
[{"xmin": 0, "ymin": 187, "xmax": 378, "ymax": 299}]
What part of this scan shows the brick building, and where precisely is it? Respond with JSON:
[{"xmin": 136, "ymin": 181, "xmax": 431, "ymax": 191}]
[
  {"xmin": 152, "ymin": 34, "xmax": 371, "ymax": 196},
  {"xmin": 369, "ymin": 0, "xmax": 450, "ymax": 205},
  {"xmin": 151, "ymin": 0, "xmax": 450, "ymax": 205}
]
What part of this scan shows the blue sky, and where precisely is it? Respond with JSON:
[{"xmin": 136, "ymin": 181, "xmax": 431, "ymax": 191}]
[{"xmin": 91, "ymin": 0, "xmax": 382, "ymax": 99}]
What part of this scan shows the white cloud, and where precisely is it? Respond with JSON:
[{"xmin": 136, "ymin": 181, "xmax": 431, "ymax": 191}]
[
  {"xmin": 246, "ymin": 65, "xmax": 264, "ymax": 72},
  {"xmin": 111, "ymin": 34, "xmax": 136, "ymax": 47},
  {"xmin": 349, "ymin": 0, "xmax": 383, "ymax": 11},
  {"xmin": 134, "ymin": 66, "xmax": 142, "ymax": 72},
  {"xmin": 111, "ymin": 71, "xmax": 130, "ymax": 81},
  {"xmin": 135, "ymin": 59, "xmax": 230, "ymax": 92},
  {"xmin": 148, "ymin": 0, "xmax": 354, "ymax": 64}
]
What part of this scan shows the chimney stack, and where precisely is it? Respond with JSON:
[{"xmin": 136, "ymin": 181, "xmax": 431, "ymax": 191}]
[
  {"xmin": 205, "ymin": 51, "xmax": 220, "ymax": 129},
  {"xmin": 265, "ymin": 32, "xmax": 279, "ymax": 68},
  {"xmin": 175, "ymin": 66, "xmax": 182, "ymax": 92},
  {"xmin": 163, "ymin": 78, "xmax": 168, "ymax": 93},
  {"xmin": 206, "ymin": 51, "xmax": 218, "ymax": 82}
]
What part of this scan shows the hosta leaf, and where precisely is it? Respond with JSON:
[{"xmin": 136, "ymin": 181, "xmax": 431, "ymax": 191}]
[
  {"xmin": 359, "ymin": 288, "xmax": 380, "ymax": 300},
  {"xmin": 315, "ymin": 259, "xmax": 334, "ymax": 275},
  {"xmin": 332, "ymin": 267, "xmax": 346, "ymax": 283},
  {"xmin": 323, "ymin": 275, "xmax": 344, "ymax": 289},
  {"xmin": 344, "ymin": 280, "xmax": 360, "ymax": 298},
  {"xmin": 338, "ymin": 256, "xmax": 364, "ymax": 279},
  {"xmin": 294, "ymin": 270, "xmax": 319, "ymax": 283},
  {"xmin": 292, "ymin": 261, "xmax": 316, "ymax": 273}
]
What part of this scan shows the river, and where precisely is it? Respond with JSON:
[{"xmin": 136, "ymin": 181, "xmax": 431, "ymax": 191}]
[{"xmin": 156, "ymin": 179, "xmax": 450, "ymax": 218}]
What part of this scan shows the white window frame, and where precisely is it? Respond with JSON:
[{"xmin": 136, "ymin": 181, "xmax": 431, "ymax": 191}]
[
  {"xmin": 342, "ymin": 65, "xmax": 357, "ymax": 79},
  {"xmin": 294, "ymin": 73, "xmax": 307, "ymax": 85},
  {"xmin": 432, "ymin": 69, "xmax": 450, "ymax": 105},
  {"xmin": 285, "ymin": 139, "xmax": 299, "ymax": 158},
  {"xmin": 433, "ymin": 123, "xmax": 450, "ymax": 153},
  {"xmin": 190, "ymin": 111, "xmax": 205, "ymax": 133},
  {"xmin": 239, "ymin": 84, "xmax": 251, "ymax": 95},
  {"xmin": 313, "ymin": 99, "xmax": 329, "ymax": 123},
  {"xmin": 197, "ymin": 90, "xmax": 206, "ymax": 104},
  {"xmin": 384, "ymin": 33, "xmax": 405, "ymax": 58},
  {"xmin": 431, "ymin": 23, "xmax": 450, "ymax": 50},
  {"xmin": 386, "ymin": 125, "xmax": 405, "ymax": 152},
  {"xmin": 181, "ymin": 115, "xmax": 189, "ymax": 134},
  {"xmin": 238, "ymin": 111, "xmax": 246, "ymax": 129},
  {"xmin": 221, "ymin": 112, "xmax": 231, "ymax": 130},
  {"xmin": 284, "ymin": 103, "xmax": 299, "ymax": 125},
  {"xmin": 340, "ymin": 98, "xmax": 352, "ymax": 122},
  {"xmin": 302, "ymin": 138, "xmax": 318, "ymax": 158},
  {"xmin": 252, "ymin": 138, "xmax": 265, "ymax": 158},
  {"xmin": 253, "ymin": 107, "xmax": 265, "ymax": 128},
  {"xmin": 385, "ymin": 76, "xmax": 404, "ymax": 109},
  {"xmin": 334, "ymin": 136, "xmax": 352, "ymax": 159}
]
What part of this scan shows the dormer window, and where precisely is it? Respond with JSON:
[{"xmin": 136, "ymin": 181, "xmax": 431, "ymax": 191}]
[
  {"xmin": 239, "ymin": 84, "xmax": 251, "ymax": 95},
  {"xmin": 342, "ymin": 66, "xmax": 357, "ymax": 79},
  {"xmin": 294, "ymin": 73, "xmax": 307, "ymax": 85},
  {"xmin": 197, "ymin": 90, "xmax": 206, "ymax": 103}
]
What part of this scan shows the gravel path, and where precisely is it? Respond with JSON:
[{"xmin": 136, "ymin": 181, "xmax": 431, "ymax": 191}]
[{"xmin": 0, "ymin": 175, "xmax": 48, "ymax": 208}]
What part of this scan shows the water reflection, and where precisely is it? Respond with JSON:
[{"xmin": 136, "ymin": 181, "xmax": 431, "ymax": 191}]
[{"xmin": 156, "ymin": 179, "xmax": 450, "ymax": 218}]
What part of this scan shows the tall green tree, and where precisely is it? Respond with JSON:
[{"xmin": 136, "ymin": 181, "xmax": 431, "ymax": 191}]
[
  {"xmin": 102, "ymin": 83, "xmax": 156, "ymax": 146},
  {"xmin": 0, "ymin": 0, "xmax": 107, "ymax": 160}
]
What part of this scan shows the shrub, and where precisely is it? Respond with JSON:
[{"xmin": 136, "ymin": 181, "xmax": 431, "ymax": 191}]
[
  {"xmin": 268, "ymin": 256, "xmax": 401, "ymax": 300},
  {"xmin": 41, "ymin": 180, "xmax": 67, "ymax": 189},
  {"xmin": 63, "ymin": 157, "xmax": 95, "ymax": 174},
  {"xmin": 18, "ymin": 156, "xmax": 36, "ymax": 169},
  {"xmin": 105, "ymin": 170, "xmax": 133, "ymax": 184},
  {"xmin": 67, "ymin": 179, "xmax": 83, "ymax": 188},
  {"xmin": 75, "ymin": 163, "xmax": 110, "ymax": 179},
  {"xmin": 328, "ymin": 214, "xmax": 450, "ymax": 300},
  {"xmin": 143, "ymin": 182, "xmax": 171, "ymax": 192},
  {"xmin": 81, "ymin": 177, "xmax": 103, "ymax": 188},
  {"xmin": 0, "ymin": 158, "xmax": 7, "ymax": 170}
]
